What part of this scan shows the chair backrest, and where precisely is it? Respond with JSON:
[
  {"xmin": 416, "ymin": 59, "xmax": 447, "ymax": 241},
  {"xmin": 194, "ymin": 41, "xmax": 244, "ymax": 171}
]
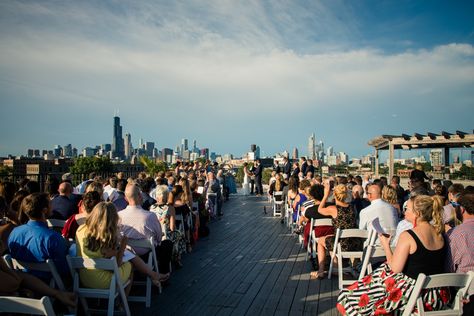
[
  {"xmin": 358, "ymin": 230, "xmax": 387, "ymax": 279},
  {"xmin": 402, "ymin": 271, "xmax": 474, "ymax": 316},
  {"xmin": 273, "ymin": 191, "xmax": 283, "ymax": 202},
  {"xmin": 46, "ymin": 219, "xmax": 66, "ymax": 229},
  {"xmin": 126, "ymin": 236, "xmax": 157, "ymax": 265},
  {"xmin": 8, "ymin": 256, "xmax": 65, "ymax": 291},
  {"xmin": 0, "ymin": 296, "xmax": 55, "ymax": 315},
  {"xmin": 313, "ymin": 218, "xmax": 333, "ymax": 227}
]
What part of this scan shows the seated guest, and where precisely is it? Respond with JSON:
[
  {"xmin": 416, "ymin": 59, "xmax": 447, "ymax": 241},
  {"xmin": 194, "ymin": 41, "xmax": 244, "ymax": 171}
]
[
  {"xmin": 351, "ymin": 184, "xmax": 370, "ymax": 218},
  {"xmin": 299, "ymin": 184, "xmax": 333, "ymax": 248},
  {"xmin": 119, "ymin": 184, "xmax": 172, "ymax": 275},
  {"xmin": 0, "ymin": 239, "xmax": 75, "ymax": 307},
  {"xmin": 103, "ymin": 176, "xmax": 118, "ymax": 202},
  {"xmin": 50, "ymin": 182, "xmax": 76, "ymax": 220},
  {"xmin": 443, "ymin": 183, "xmax": 464, "ymax": 232},
  {"xmin": 8, "ymin": 193, "xmax": 69, "ymax": 281},
  {"xmin": 337, "ymin": 194, "xmax": 448, "ymax": 315},
  {"xmin": 62, "ymin": 191, "xmax": 101, "ymax": 240},
  {"xmin": 140, "ymin": 177, "xmax": 156, "ymax": 211},
  {"xmin": 446, "ymin": 192, "xmax": 474, "ymax": 314},
  {"xmin": 112, "ymin": 179, "xmax": 128, "ymax": 211},
  {"xmin": 150, "ymin": 185, "xmax": 186, "ymax": 267},
  {"xmin": 314, "ymin": 183, "xmax": 358, "ymax": 279},
  {"xmin": 382, "ymin": 185, "xmax": 402, "ymax": 217},
  {"xmin": 359, "ymin": 184, "xmax": 399, "ymax": 236},
  {"xmin": 268, "ymin": 173, "xmax": 286, "ymax": 197},
  {"xmin": 76, "ymin": 202, "xmax": 165, "ymax": 290}
]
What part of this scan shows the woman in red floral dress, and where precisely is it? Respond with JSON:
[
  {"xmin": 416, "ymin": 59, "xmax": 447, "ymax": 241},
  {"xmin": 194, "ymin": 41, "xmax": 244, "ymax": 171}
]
[{"xmin": 337, "ymin": 195, "xmax": 449, "ymax": 315}]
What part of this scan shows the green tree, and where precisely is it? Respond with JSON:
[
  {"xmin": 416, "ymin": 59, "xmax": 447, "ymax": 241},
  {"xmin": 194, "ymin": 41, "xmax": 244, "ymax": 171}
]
[
  {"xmin": 236, "ymin": 166, "xmax": 245, "ymax": 184},
  {"xmin": 262, "ymin": 168, "xmax": 272, "ymax": 184},
  {"xmin": 70, "ymin": 156, "xmax": 113, "ymax": 175},
  {"xmin": 139, "ymin": 156, "xmax": 167, "ymax": 175},
  {"xmin": 0, "ymin": 165, "xmax": 13, "ymax": 177}
]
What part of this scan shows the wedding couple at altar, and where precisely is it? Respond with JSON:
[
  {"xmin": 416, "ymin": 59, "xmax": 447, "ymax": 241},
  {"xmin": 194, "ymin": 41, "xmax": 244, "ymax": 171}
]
[{"xmin": 242, "ymin": 159, "xmax": 263, "ymax": 196}]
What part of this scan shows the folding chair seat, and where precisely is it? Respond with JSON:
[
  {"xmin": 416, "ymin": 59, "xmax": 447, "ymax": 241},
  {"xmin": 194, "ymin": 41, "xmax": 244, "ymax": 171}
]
[
  {"xmin": 0, "ymin": 296, "xmax": 55, "ymax": 315},
  {"xmin": 328, "ymin": 228, "xmax": 370, "ymax": 289},
  {"xmin": 272, "ymin": 191, "xmax": 284, "ymax": 217},
  {"xmin": 403, "ymin": 271, "xmax": 474, "ymax": 316},
  {"xmin": 305, "ymin": 217, "xmax": 333, "ymax": 261},
  {"xmin": 126, "ymin": 236, "xmax": 162, "ymax": 308},
  {"xmin": 46, "ymin": 219, "xmax": 66, "ymax": 233},
  {"xmin": 67, "ymin": 255, "xmax": 131, "ymax": 316}
]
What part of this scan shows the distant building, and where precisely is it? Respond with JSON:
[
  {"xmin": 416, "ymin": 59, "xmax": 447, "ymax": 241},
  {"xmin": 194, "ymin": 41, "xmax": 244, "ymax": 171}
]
[
  {"xmin": 430, "ymin": 149, "xmax": 443, "ymax": 167},
  {"xmin": 53, "ymin": 145, "xmax": 62, "ymax": 157},
  {"xmin": 200, "ymin": 148, "xmax": 209, "ymax": 160},
  {"xmin": 112, "ymin": 116, "xmax": 125, "ymax": 159},
  {"xmin": 161, "ymin": 148, "xmax": 173, "ymax": 162},
  {"xmin": 181, "ymin": 138, "xmax": 188, "ymax": 156},
  {"xmin": 82, "ymin": 147, "xmax": 95, "ymax": 157},
  {"xmin": 292, "ymin": 147, "xmax": 299, "ymax": 160},
  {"xmin": 145, "ymin": 142, "xmax": 155, "ymax": 157},
  {"xmin": 308, "ymin": 133, "xmax": 316, "ymax": 160},
  {"xmin": 124, "ymin": 133, "xmax": 132, "ymax": 159},
  {"xmin": 327, "ymin": 146, "xmax": 333, "ymax": 157},
  {"xmin": 63, "ymin": 144, "xmax": 73, "ymax": 157}
]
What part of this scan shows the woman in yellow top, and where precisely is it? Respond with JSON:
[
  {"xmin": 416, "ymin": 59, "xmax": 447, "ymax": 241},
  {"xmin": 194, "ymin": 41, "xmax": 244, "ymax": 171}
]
[{"xmin": 76, "ymin": 202, "xmax": 165, "ymax": 290}]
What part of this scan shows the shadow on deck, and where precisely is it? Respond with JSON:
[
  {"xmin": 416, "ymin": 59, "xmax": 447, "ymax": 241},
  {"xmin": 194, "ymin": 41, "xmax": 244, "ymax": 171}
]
[{"xmin": 131, "ymin": 195, "xmax": 339, "ymax": 316}]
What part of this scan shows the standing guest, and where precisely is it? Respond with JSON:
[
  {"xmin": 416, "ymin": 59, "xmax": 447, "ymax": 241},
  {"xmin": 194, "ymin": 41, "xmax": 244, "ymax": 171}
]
[
  {"xmin": 50, "ymin": 182, "xmax": 76, "ymax": 220},
  {"xmin": 291, "ymin": 162, "xmax": 300, "ymax": 178},
  {"xmin": 359, "ymin": 184, "xmax": 399, "ymax": 236},
  {"xmin": 253, "ymin": 159, "xmax": 264, "ymax": 196},
  {"xmin": 306, "ymin": 159, "xmax": 315, "ymax": 178},
  {"xmin": 300, "ymin": 157, "xmax": 308, "ymax": 177},
  {"xmin": 8, "ymin": 193, "xmax": 69, "ymax": 281},
  {"xmin": 249, "ymin": 163, "xmax": 256, "ymax": 195},
  {"xmin": 282, "ymin": 157, "xmax": 291, "ymax": 178},
  {"xmin": 337, "ymin": 194, "xmax": 447, "ymax": 315},
  {"xmin": 272, "ymin": 160, "xmax": 281, "ymax": 174},
  {"xmin": 446, "ymin": 192, "xmax": 474, "ymax": 314}
]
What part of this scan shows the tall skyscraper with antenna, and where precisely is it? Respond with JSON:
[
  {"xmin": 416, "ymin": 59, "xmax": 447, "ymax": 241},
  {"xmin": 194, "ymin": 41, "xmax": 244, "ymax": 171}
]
[
  {"xmin": 112, "ymin": 115, "xmax": 125, "ymax": 159},
  {"xmin": 308, "ymin": 133, "xmax": 316, "ymax": 160}
]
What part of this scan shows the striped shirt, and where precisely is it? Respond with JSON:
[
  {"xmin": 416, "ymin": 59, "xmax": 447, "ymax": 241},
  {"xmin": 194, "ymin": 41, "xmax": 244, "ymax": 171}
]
[{"xmin": 446, "ymin": 218, "xmax": 474, "ymax": 274}]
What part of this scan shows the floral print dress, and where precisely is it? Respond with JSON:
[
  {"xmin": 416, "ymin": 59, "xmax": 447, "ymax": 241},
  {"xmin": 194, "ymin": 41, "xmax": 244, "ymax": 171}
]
[{"xmin": 150, "ymin": 204, "xmax": 186, "ymax": 261}]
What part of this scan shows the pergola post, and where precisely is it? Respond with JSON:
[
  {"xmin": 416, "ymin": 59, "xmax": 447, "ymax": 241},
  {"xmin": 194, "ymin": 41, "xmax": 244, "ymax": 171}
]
[
  {"xmin": 389, "ymin": 142, "xmax": 394, "ymax": 180},
  {"xmin": 375, "ymin": 148, "xmax": 379, "ymax": 178}
]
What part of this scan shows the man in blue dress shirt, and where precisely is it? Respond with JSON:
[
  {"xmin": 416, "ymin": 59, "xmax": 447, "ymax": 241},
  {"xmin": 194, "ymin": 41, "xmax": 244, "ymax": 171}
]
[{"xmin": 8, "ymin": 192, "xmax": 69, "ymax": 281}]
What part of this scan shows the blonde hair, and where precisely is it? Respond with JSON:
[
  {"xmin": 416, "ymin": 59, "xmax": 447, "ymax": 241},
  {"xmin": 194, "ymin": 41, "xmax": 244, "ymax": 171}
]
[
  {"xmin": 85, "ymin": 202, "xmax": 119, "ymax": 253},
  {"xmin": 86, "ymin": 181, "xmax": 104, "ymax": 198},
  {"xmin": 155, "ymin": 185, "xmax": 169, "ymax": 203},
  {"xmin": 333, "ymin": 184, "xmax": 348, "ymax": 202},
  {"xmin": 275, "ymin": 174, "xmax": 283, "ymax": 192},
  {"xmin": 412, "ymin": 195, "xmax": 444, "ymax": 234},
  {"xmin": 178, "ymin": 178, "xmax": 192, "ymax": 205},
  {"xmin": 382, "ymin": 186, "xmax": 398, "ymax": 205}
]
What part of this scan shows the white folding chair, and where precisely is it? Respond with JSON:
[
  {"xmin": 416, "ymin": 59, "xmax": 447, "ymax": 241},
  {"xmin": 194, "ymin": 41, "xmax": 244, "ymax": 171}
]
[
  {"xmin": 127, "ymin": 236, "xmax": 162, "ymax": 307},
  {"xmin": 403, "ymin": 271, "xmax": 474, "ymax": 316},
  {"xmin": 206, "ymin": 192, "xmax": 218, "ymax": 218},
  {"xmin": 46, "ymin": 219, "xmax": 66, "ymax": 234},
  {"xmin": 67, "ymin": 255, "xmax": 131, "ymax": 316},
  {"xmin": 272, "ymin": 191, "xmax": 284, "ymax": 217},
  {"xmin": 6, "ymin": 255, "xmax": 66, "ymax": 292},
  {"xmin": 285, "ymin": 198, "xmax": 293, "ymax": 230},
  {"xmin": 305, "ymin": 218, "xmax": 333, "ymax": 261},
  {"xmin": 358, "ymin": 230, "xmax": 387, "ymax": 280},
  {"xmin": 328, "ymin": 228, "xmax": 370, "ymax": 289},
  {"xmin": 0, "ymin": 296, "xmax": 55, "ymax": 315}
]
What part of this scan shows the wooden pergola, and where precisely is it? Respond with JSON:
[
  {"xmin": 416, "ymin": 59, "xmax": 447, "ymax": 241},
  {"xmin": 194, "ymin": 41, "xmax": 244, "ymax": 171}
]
[{"xmin": 368, "ymin": 130, "xmax": 474, "ymax": 179}]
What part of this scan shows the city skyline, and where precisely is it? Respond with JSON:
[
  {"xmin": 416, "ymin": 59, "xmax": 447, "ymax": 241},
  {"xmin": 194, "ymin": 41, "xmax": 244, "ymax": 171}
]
[{"xmin": 1, "ymin": 1, "xmax": 474, "ymax": 158}]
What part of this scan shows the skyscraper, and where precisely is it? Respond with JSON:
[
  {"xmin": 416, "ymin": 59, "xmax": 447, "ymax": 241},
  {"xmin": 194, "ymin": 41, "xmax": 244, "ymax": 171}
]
[
  {"xmin": 308, "ymin": 133, "xmax": 315, "ymax": 160},
  {"xmin": 124, "ymin": 133, "xmax": 132, "ymax": 159},
  {"xmin": 112, "ymin": 116, "xmax": 125, "ymax": 159},
  {"xmin": 181, "ymin": 138, "xmax": 188, "ymax": 156},
  {"xmin": 292, "ymin": 147, "xmax": 299, "ymax": 160}
]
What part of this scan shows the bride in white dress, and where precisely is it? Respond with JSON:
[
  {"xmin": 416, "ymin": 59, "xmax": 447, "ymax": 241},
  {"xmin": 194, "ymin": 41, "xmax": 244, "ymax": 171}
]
[{"xmin": 242, "ymin": 162, "xmax": 250, "ymax": 195}]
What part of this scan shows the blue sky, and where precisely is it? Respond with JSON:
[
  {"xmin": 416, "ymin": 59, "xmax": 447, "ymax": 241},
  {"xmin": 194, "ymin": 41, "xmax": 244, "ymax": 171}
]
[{"xmin": 0, "ymin": 0, "xmax": 473, "ymax": 159}]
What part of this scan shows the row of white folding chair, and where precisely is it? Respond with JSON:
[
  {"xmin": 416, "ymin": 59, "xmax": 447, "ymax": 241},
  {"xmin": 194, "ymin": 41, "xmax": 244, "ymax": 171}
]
[
  {"xmin": 403, "ymin": 271, "xmax": 474, "ymax": 316},
  {"xmin": 305, "ymin": 217, "xmax": 333, "ymax": 262},
  {"xmin": 126, "ymin": 236, "xmax": 161, "ymax": 307},
  {"xmin": 0, "ymin": 296, "xmax": 55, "ymax": 316},
  {"xmin": 328, "ymin": 228, "xmax": 370, "ymax": 290},
  {"xmin": 272, "ymin": 191, "xmax": 284, "ymax": 217}
]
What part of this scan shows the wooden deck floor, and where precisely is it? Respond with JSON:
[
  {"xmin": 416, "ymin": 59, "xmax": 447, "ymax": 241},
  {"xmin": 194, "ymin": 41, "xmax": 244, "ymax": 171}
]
[{"xmin": 131, "ymin": 195, "xmax": 339, "ymax": 316}]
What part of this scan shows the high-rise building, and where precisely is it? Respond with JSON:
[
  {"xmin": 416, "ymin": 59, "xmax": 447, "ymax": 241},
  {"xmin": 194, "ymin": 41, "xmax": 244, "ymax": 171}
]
[
  {"xmin": 112, "ymin": 116, "xmax": 125, "ymax": 159},
  {"xmin": 124, "ymin": 133, "xmax": 132, "ymax": 159},
  {"xmin": 327, "ymin": 146, "xmax": 333, "ymax": 157},
  {"xmin": 181, "ymin": 138, "xmax": 188, "ymax": 155},
  {"xmin": 53, "ymin": 145, "xmax": 62, "ymax": 157},
  {"xmin": 308, "ymin": 133, "xmax": 315, "ymax": 160},
  {"xmin": 430, "ymin": 149, "xmax": 443, "ymax": 166},
  {"xmin": 145, "ymin": 142, "xmax": 155, "ymax": 157},
  {"xmin": 292, "ymin": 147, "xmax": 299, "ymax": 160},
  {"xmin": 192, "ymin": 140, "xmax": 197, "ymax": 152},
  {"xmin": 200, "ymin": 148, "xmax": 209, "ymax": 160},
  {"xmin": 63, "ymin": 144, "xmax": 72, "ymax": 157},
  {"xmin": 161, "ymin": 148, "xmax": 173, "ymax": 162},
  {"xmin": 250, "ymin": 144, "xmax": 257, "ymax": 152}
]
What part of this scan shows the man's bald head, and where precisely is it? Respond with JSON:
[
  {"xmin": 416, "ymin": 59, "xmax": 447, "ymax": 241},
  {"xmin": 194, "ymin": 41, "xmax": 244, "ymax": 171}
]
[
  {"xmin": 58, "ymin": 182, "xmax": 72, "ymax": 196},
  {"xmin": 367, "ymin": 183, "xmax": 381, "ymax": 202},
  {"xmin": 125, "ymin": 183, "xmax": 142, "ymax": 206}
]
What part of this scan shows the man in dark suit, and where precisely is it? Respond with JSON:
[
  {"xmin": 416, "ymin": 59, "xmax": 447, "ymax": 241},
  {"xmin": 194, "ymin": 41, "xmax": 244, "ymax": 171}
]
[
  {"xmin": 291, "ymin": 162, "xmax": 300, "ymax": 178},
  {"xmin": 50, "ymin": 182, "xmax": 76, "ymax": 220},
  {"xmin": 249, "ymin": 163, "xmax": 256, "ymax": 195},
  {"xmin": 307, "ymin": 159, "xmax": 315, "ymax": 178},
  {"xmin": 300, "ymin": 157, "xmax": 308, "ymax": 176},
  {"xmin": 253, "ymin": 159, "xmax": 263, "ymax": 196},
  {"xmin": 282, "ymin": 157, "xmax": 291, "ymax": 178},
  {"xmin": 273, "ymin": 160, "xmax": 281, "ymax": 174}
]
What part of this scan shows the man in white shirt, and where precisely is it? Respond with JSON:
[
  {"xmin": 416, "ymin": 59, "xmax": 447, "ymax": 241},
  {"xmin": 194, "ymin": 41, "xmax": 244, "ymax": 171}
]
[
  {"xmin": 359, "ymin": 184, "xmax": 399, "ymax": 236},
  {"xmin": 119, "ymin": 184, "xmax": 172, "ymax": 274}
]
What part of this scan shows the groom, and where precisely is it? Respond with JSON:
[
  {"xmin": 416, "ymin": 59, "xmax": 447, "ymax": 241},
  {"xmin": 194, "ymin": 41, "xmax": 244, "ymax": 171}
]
[{"xmin": 253, "ymin": 159, "xmax": 263, "ymax": 196}]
